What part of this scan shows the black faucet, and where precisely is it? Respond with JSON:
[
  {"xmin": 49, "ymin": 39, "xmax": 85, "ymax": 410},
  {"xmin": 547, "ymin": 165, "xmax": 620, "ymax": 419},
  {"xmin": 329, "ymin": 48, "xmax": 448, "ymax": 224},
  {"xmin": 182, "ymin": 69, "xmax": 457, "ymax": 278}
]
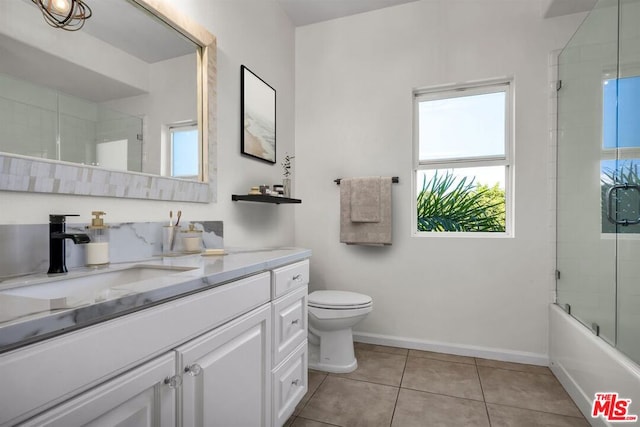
[{"xmin": 48, "ymin": 214, "xmax": 91, "ymax": 274}]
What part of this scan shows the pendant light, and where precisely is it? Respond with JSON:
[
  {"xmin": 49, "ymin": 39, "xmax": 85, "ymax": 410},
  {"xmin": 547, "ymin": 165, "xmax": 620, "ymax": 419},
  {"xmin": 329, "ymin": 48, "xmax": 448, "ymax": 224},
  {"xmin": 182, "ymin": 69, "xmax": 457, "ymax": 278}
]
[{"xmin": 32, "ymin": 0, "xmax": 92, "ymax": 31}]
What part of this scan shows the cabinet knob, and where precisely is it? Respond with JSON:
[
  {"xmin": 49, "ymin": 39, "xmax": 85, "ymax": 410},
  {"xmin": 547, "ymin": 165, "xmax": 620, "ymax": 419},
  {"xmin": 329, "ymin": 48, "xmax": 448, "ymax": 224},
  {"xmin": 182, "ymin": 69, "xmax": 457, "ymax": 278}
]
[
  {"xmin": 164, "ymin": 375, "xmax": 182, "ymax": 388},
  {"xmin": 291, "ymin": 319, "xmax": 299, "ymax": 325},
  {"xmin": 292, "ymin": 274, "xmax": 302, "ymax": 281},
  {"xmin": 185, "ymin": 363, "xmax": 203, "ymax": 377},
  {"xmin": 291, "ymin": 379, "xmax": 300, "ymax": 386}
]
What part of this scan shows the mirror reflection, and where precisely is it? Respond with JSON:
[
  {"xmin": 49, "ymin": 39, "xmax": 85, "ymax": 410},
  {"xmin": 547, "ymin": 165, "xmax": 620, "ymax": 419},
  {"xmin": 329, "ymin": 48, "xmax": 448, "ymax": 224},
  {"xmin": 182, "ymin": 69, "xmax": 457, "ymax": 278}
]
[{"xmin": 0, "ymin": 0, "xmax": 202, "ymax": 180}]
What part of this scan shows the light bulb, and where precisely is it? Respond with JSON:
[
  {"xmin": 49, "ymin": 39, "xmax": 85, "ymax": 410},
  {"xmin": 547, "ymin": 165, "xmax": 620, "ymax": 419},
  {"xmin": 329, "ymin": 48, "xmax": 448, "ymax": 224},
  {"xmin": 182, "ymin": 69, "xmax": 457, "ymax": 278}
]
[{"xmin": 51, "ymin": 0, "xmax": 71, "ymax": 15}]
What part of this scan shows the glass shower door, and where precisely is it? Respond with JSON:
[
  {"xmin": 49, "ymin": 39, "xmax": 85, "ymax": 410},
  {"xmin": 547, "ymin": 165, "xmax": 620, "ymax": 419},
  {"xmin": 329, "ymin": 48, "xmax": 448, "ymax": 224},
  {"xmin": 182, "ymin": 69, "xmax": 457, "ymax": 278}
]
[
  {"xmin": 614, "ymin": 0, "xmax": 640, "ymax": 364},
  {"xmin": 556, "ymin": 0, "xmax": 619, "ymax": 345}
]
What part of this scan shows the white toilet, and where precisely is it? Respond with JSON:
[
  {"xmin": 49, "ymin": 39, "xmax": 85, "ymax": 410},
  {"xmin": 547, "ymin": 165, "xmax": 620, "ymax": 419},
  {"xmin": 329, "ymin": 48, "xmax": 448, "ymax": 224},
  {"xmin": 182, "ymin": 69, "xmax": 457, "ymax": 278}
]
[{"xmin": 307, "ymin": 290, "xmax": 373, "ymax": 373}]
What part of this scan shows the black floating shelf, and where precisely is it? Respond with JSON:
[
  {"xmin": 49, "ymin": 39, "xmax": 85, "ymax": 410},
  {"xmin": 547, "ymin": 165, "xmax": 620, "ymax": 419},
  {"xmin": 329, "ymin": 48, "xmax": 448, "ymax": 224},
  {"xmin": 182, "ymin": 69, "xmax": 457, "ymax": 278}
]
[{"xmin": 231, "ymin": 194, "xmax": 302, "ymax": 204}]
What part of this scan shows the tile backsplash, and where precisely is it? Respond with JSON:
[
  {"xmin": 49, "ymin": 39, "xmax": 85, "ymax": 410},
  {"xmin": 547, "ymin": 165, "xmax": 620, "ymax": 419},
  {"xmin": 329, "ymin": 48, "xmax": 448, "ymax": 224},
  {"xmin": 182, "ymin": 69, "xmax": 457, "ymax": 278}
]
[{"xmin": 0, "ymin": 220, "xmax": 223, "ymax": 279}]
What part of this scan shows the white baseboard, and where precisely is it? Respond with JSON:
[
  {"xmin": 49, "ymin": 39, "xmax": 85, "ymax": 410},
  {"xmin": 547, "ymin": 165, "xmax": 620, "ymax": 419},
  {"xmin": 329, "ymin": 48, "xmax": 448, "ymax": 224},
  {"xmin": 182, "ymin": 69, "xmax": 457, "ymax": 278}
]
[{"xmin": 352, "ymin": 331, "xmax": 549, "ymax": 366}]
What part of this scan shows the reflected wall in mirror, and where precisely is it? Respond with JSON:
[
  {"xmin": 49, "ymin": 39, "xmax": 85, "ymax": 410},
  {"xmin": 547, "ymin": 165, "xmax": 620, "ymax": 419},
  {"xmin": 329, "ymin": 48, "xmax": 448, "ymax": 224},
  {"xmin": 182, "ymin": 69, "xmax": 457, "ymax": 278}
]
[{"xmin": 0, "ymin": 0, "xmax": 216, "ymax": 202}]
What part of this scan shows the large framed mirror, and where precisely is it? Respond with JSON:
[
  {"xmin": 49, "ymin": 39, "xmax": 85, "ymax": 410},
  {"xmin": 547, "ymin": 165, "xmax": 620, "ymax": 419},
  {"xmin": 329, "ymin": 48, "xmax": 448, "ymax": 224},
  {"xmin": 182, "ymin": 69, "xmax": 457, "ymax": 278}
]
[{"xmin": 0, "ymin": 0, "xmax": 216, "ymax": 202}]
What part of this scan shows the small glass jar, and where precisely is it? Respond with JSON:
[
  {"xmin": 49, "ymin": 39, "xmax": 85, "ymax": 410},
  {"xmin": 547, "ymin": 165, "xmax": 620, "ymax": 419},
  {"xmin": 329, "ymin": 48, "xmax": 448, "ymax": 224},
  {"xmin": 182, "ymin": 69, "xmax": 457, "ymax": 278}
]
[{"xmin": 181, "ymin": 224, "xmax": 203, "ymax": 253}]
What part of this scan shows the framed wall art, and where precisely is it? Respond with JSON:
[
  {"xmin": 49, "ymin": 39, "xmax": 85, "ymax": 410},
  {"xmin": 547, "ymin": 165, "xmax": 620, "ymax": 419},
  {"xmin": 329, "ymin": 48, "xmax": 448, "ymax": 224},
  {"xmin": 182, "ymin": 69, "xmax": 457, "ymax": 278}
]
[{"xmin": 241, "ymin": 65, "xmax": 276, "ymax": 163}]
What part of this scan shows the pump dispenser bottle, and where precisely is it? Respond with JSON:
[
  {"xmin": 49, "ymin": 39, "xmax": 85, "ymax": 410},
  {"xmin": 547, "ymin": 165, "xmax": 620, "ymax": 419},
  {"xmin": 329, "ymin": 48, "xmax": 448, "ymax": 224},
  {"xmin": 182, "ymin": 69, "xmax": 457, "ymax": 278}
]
[{"xmin": 86, "ymin": 211, "xmax": 110, "ymax": 266}]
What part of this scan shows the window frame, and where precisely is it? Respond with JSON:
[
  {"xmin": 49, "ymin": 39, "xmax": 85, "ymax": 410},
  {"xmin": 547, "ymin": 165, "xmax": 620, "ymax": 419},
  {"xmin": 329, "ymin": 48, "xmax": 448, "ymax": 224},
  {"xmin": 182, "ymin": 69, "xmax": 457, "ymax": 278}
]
[{"xmin": 412, "ymin": 79, "xmax": 514, "ymax": 237}]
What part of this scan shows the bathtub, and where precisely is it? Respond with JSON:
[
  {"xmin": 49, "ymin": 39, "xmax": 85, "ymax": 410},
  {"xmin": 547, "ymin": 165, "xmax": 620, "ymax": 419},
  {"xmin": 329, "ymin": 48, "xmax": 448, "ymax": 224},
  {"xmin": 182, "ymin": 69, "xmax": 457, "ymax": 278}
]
[{"xmin": 549, "ymin": 304, "xmax": 640, "ymax": 426}]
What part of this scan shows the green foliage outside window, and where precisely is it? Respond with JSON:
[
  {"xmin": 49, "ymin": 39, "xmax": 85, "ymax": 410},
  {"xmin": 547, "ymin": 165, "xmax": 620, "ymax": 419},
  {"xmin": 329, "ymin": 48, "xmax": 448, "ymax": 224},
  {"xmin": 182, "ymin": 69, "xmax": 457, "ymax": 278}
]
[
  {"xmin": 601, "ymin": 161, "xmax": 640, "ymax": 234},
  {"xmin": 417, "ymin": 171, "xmax": 506, "ymax": 232}
]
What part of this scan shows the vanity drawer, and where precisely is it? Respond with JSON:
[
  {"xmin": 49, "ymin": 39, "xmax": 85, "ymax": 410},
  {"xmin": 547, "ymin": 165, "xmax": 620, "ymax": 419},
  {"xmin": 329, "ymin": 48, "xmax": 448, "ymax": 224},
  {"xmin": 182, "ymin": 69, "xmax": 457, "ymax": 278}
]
[
  {"xmin": 272, "ymin": 259, "xmax": 309, "ymax": 299},
  {"xmin": 272, "ymin": 341, "xmax": 307, "ymax": 427},
  {"xmin": 272, "ymin": 285, "xmax": 307, "ymax": 366}
]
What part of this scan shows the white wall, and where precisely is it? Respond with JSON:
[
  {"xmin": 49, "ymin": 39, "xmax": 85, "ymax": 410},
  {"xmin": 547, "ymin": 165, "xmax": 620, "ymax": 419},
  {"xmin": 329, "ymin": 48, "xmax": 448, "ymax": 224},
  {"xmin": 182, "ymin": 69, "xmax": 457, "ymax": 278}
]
[
  {"xmin": 0, "ymin": 0, "xmax": 297, "ymax": 249},
  {"xmin": 294, "ymin": 1, "xmax": 586, "ymax": 361}
]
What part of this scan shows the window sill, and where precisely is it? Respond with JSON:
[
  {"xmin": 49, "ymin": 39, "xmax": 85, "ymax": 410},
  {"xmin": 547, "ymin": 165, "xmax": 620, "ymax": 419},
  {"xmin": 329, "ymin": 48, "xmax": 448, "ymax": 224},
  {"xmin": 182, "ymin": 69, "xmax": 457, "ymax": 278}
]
[{"xmin": 412, "ymin": 231, "xmax": 513, "ymax": 239}]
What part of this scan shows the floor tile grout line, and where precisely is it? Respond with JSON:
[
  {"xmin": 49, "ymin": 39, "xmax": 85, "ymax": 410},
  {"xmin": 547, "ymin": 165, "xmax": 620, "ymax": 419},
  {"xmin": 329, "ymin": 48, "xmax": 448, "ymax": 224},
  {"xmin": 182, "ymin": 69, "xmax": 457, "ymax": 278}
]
[
  {"xmin": 476, "ymin": 364, "xmax": 554, "ymax": 377},
  {"xmin": 295, "ymin": 415, "xmax": 342, "ymax": 427},
  {"xmin": 327, "ymin": 373, "xmax": 402, "ymax": 388},
  {"xmin": 474, "ymin": 360, "xmax": 492, "ymax": 426},
  {"xmin": 406, "ymin": 354, "xmax": 479, "ymax": 367},
  {"xmin": 354, "ymin": 342, "xmax": 409, "ymax": 357},
  {"xmin": 354, "ymin": 347, "xmax": 410, "ymax": 359},
  {"xmin": 358, "ymin": 343, "xmax": 481, "ymax": 366},
  {"xmin": 294, "ymin": 373, "xmax": 329, "ymax": 421},
  {"xmin": 483, "ymin": 400, "xmax": 588, "ymax": 420},
  {"xmin": 388, "ymin": 353, "xmax": 409, "ymax": 427},
  {"xmin": 398, "ymin": 385, "xmax": 486, "ymax": 403},
  {"xmin": 357, "ymin": 349, "xmax": 410, "ymax": 357}
]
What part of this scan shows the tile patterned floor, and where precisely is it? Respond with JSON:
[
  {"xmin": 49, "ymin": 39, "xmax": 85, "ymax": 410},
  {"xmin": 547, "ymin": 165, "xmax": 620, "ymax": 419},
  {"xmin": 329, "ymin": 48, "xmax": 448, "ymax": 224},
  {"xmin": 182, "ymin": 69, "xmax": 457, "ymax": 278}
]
[{"xmin": 286, "ymin": 343, "xmax": 589, "ymax": 427}]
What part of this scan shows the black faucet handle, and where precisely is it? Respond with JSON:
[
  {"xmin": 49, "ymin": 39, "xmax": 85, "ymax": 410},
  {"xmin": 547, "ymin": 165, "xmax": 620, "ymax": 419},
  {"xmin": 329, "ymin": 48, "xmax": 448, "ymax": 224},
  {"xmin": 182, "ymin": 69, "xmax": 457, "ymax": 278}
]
[{"xmin": 49, "ymin": 214, "xmax": 81, "ymax": 224}]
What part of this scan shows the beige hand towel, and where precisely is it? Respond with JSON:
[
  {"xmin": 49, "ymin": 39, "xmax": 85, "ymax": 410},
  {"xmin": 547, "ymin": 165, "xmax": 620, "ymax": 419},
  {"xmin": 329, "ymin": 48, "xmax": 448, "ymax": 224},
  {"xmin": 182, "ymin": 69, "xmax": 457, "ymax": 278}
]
[
  {"xmin": 340, "ymin": 177, "xmax": 392, "ymax": 245},
  {"xmin": 350, "ymin": 177, "xmax": 381, "ymax": 223}
]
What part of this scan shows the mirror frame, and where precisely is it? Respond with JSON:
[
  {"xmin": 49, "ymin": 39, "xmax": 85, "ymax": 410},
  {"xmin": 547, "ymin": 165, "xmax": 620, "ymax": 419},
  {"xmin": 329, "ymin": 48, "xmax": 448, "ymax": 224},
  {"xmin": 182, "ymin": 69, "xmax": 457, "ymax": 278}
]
[{"xmin": 0, "ymin": 0, "xmax": 217, "ymax": 203}]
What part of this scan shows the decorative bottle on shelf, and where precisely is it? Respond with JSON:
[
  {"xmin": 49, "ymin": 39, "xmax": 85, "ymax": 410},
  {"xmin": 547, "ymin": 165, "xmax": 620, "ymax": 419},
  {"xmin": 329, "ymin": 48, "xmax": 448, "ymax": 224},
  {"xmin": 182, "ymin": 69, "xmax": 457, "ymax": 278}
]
[
  {"xmin": 283, "ymin": 178, "xmax": 291, "ymax": 198},
  {"xmin": 85, "ymin": 211, "xmax": 109, "ymax": 266},
  {"xmin": 281, "ymin": 154, "xmax": 294, "ymax": 198}
]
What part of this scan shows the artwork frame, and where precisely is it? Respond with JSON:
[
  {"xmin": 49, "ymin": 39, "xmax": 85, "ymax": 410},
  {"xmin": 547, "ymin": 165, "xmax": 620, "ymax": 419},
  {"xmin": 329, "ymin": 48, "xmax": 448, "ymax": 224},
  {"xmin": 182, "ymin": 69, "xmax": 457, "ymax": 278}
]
[{"xmin": 241, "ymin": 65, "xmax": 276, "ymax": 164}]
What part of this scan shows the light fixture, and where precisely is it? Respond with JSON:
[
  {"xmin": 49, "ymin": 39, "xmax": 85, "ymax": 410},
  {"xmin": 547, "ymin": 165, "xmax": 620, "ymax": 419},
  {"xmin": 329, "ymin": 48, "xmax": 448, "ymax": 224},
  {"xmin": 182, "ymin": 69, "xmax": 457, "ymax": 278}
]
[{"xmin": 31, "ymin": 0, "xmax": 92, "ymax": 31}]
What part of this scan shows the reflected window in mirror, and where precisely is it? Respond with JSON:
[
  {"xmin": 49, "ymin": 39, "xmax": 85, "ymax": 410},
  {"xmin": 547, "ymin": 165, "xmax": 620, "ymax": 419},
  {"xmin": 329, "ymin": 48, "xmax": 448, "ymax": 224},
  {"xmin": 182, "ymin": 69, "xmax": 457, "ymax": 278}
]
[{"xmin": 170, "ymin": 123, "xmax": 199, "ymax": 179}]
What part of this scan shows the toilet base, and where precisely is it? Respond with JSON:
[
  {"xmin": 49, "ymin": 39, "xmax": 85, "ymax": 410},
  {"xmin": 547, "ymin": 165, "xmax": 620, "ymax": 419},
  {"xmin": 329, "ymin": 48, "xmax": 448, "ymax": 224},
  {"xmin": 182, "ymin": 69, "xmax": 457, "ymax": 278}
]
[{"xmin": 307, "ymin": 338, "xmax": 358, "ymax": 373}]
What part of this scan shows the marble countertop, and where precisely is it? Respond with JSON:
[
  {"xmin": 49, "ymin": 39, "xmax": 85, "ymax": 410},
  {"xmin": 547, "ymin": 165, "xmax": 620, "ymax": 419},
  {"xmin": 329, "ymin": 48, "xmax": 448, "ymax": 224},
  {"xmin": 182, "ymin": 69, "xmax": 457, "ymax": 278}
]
[{"xmin": 0, "ymin": 247, "xmax": 311, "ymax": 354}]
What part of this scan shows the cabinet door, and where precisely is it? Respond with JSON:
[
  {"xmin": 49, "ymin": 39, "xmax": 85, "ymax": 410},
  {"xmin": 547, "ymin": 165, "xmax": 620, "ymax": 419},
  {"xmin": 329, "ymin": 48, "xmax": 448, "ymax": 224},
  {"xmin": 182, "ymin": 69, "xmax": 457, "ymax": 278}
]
[
  {"xmin": 20, "ymin": 353, "xmax": 176, "ymax": 427},
  {"xmin": 178, "ymin": 304, "xmax": 272, "ymax": 427}
]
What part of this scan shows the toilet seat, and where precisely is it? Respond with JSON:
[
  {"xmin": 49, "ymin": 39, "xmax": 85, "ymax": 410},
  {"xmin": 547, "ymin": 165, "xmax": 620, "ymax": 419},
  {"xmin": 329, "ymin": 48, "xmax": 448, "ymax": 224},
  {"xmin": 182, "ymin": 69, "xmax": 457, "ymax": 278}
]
[{"xmin": 308, "ymin": 290, "xmax": 372, "ymax": 310}]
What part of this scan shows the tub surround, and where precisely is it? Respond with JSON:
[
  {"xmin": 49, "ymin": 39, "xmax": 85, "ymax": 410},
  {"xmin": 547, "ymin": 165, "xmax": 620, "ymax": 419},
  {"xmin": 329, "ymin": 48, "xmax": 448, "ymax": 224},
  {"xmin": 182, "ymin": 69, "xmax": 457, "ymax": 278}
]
[
  {"xmin": 0, "ymin": 246, "xmax": 310, "ymax": 353},
  {"xmin": 549, "ymin": 304, "xmax": 640, "ymax": 425}
]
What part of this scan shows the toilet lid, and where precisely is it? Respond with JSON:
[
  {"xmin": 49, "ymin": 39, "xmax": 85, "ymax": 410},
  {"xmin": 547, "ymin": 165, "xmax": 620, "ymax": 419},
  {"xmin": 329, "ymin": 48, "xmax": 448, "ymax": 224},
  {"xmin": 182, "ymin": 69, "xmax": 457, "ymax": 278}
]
[{"xmin": 308, "ymin": 290, "xmax": 372, "ymax": 308}]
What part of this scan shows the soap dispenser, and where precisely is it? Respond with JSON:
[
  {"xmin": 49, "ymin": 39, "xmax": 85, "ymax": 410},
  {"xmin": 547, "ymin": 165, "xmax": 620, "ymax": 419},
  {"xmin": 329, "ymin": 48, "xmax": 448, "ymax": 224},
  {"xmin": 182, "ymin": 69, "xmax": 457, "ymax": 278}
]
[{"xmin": 86, "ymin": 211, "xmax": 110, "ymax": 266}]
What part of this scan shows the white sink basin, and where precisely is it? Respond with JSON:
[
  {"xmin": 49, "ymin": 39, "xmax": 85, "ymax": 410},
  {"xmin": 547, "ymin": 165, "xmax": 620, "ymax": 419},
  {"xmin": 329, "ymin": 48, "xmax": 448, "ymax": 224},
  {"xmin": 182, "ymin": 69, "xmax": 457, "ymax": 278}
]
[{"xmin": 0, "ymin": 265, "xmax": 199, "ymax": 321}]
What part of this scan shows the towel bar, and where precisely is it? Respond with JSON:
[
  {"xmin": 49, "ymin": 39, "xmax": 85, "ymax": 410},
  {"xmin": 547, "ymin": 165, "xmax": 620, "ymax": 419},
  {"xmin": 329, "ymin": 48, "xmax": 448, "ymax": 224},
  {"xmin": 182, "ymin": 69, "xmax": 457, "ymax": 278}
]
[{"xmin": 334, "ymin": 177, "xmax": 399, "ymax": 185}]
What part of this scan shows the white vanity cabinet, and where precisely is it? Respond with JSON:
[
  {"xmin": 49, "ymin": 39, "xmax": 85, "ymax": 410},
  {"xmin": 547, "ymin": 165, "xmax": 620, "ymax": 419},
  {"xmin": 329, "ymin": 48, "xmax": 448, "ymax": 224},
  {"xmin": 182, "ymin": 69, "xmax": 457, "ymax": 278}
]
[
  {"xmin": 1, "ymin": 271, "xmax": 271, "ymax": 426},
  {"xmin": 270, "ymin": 260, "xmax": 309, "ymax": 427},
  {"xmin": 18, "ymin": 353, "xmax": 177, "ymax": 427},
  {"xmin": 177, "ymin": 303, "xmax": 272, "ymax": 427},
  {"xmin": 0, "ymin": 257, "xmax": 311, "ymax": 427}
]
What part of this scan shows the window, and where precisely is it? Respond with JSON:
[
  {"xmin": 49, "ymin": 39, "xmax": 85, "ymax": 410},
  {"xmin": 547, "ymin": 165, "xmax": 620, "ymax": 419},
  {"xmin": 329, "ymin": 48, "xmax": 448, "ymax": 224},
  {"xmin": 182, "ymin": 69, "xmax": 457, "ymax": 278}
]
[
  {"xmin": 413, "ymin": 80, "xmax": 512, "ymax": 235},
  {"xmin": 170, "ymin": 124, "xmax": 199, "ymax": 179}
]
